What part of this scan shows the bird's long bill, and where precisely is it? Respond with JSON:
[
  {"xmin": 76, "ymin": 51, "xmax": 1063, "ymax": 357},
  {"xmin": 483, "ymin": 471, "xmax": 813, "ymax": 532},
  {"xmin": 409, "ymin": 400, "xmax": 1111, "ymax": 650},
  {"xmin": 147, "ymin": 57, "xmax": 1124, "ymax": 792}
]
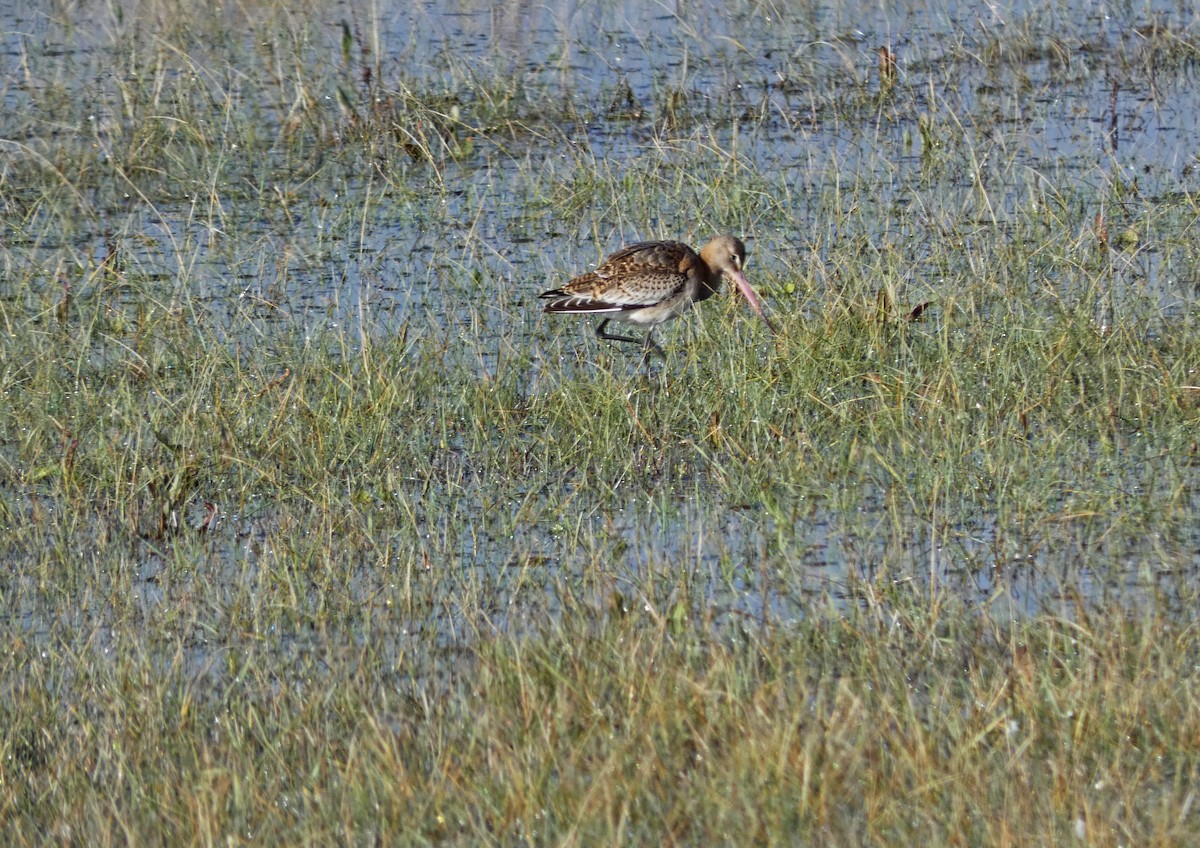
[{"xmin": 729, "ymin": 270, "xmax": 778, "ymax": 334}]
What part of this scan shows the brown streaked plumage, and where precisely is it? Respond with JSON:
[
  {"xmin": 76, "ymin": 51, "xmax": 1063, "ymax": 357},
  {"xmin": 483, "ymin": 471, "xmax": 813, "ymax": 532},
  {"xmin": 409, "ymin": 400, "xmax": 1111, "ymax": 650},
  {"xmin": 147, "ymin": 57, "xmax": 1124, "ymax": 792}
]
[{"xmin": 538, "ymin": 235, "xmax": 774, "ymax": 358}]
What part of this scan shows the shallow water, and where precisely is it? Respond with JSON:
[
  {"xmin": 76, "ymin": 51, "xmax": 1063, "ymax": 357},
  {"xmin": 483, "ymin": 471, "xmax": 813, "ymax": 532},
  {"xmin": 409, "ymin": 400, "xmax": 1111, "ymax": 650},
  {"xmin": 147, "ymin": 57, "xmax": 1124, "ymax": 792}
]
[{"xmin": 2, "ymin": 0, "xmax": 1198, "ymax": 643}]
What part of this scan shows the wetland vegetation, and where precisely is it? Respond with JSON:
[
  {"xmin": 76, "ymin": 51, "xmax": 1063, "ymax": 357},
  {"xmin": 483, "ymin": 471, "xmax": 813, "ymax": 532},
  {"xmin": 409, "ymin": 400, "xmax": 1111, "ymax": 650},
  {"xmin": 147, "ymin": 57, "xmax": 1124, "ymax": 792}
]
[{"xmin": 1, "ymin": 0, "xmax": 1199, "ymax": 843}]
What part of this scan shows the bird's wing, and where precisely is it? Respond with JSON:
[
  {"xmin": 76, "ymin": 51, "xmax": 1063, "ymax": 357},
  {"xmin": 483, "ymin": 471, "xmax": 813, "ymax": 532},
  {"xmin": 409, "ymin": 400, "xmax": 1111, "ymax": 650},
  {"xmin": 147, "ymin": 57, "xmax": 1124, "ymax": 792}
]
[{"xmin": 544, "ymin": 241, "xmax": 696, "ymax": 308}]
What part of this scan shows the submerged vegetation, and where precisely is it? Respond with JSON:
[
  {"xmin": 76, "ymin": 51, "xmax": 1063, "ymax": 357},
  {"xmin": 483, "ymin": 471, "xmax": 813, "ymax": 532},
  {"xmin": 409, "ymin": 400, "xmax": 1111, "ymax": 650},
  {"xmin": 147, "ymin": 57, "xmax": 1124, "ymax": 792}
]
[{"xmin": 1, "ymin": 0, "xmax": 1198, "ymax": 843}]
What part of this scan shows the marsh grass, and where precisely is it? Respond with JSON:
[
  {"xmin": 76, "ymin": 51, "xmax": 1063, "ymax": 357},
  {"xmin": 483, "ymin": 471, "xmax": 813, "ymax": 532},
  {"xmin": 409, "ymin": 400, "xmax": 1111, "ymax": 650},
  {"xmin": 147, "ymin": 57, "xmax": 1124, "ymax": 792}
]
[
  {"xmin": 2, "ymin": 0, "xmax": 1200, "ymax": 844},
  {"xmin": 4, "ymin": 591, "xmax": 1199, "ymax": 845}
]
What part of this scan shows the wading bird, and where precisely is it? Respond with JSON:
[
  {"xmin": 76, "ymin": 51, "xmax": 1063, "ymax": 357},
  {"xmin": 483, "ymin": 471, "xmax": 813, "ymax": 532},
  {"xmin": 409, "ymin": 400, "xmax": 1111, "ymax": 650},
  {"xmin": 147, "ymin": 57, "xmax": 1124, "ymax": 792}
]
[{"xmin": 538, "ymin": 235, "xmax": 775, "ymax": 358}]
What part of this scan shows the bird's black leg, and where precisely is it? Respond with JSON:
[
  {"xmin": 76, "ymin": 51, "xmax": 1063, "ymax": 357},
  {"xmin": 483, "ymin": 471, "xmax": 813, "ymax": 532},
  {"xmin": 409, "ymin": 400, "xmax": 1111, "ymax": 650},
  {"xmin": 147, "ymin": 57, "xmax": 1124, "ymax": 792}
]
[
  {"xmin": 595, "ymin": 319, "xmax": 665, "ymax": 361},
  {"xmin": 640, "ymin": 330, "xmax": 665, "ymax": 362},
  {"xmin": 595, "ymin": 318, "xmax": 641, "ymax": 346}
]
